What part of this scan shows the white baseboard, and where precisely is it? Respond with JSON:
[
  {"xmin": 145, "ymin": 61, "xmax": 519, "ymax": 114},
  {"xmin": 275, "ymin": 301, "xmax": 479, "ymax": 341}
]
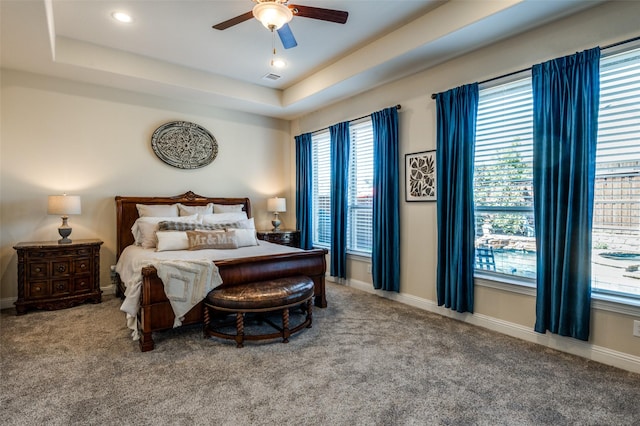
[
  {"xmin": 1, "ymin": 297, "xmax": 16, "ymax": 310},
  {"xmin": 336, "ymin": 277, "xmax": 640, "ymax": 374},
  {"xmin": 1, "ymin": 285, "xmax": 116, "ymax": 311}
]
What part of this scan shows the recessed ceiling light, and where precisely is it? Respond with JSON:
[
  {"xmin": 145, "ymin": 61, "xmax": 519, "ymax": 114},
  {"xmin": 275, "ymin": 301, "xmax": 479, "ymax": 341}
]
[{"xmin": 111, "ymin": 11, "xmax": 132, "ymax": 23}]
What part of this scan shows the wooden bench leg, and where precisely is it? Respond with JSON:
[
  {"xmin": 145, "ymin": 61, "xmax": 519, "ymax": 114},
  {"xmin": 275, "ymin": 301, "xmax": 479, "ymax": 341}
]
[
  {"xmin": 282, "ymin": 308, "xmax": 290, "ymax": 343},
  {"xmin": 306, "ymin": 299, "xmax": 313, "ymax": 328},
  {"xmin": 235, "ymin": 312, "xmax": 245, "ymax": 348},
  {"xmin": 203, "ymin": 304, "xmax": 210, "ymax": 339}
]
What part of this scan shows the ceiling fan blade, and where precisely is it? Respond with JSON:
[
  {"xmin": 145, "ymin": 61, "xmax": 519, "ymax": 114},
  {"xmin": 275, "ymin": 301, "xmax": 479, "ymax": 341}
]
[
  {"xmin": 212, "ymin": 11, "xmax": 254, "ymax": 30},
  {"xmin": 289, "ymin": 4, "xmax": 348, "ymax": 24},
  {"xmin": 277, "ymin": 24, "xmax": 298, "ymax": 49}
]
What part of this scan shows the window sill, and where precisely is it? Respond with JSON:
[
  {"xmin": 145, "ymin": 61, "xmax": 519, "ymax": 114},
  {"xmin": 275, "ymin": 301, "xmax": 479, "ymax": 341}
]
[
  {"xmin": 474, "ymin": 272, "xmax": 640, "ymax": 316},
  {"xmin": 592, "ymin": 293, "xmax": 640, "ymax": 316},
  {"xmin": 311, "ymin": 245, "xmax": 372, "ymax": 262},
  {"xmin": 475, "ymin": 271, "xmax": 536, "ymax": 294},
  {"xmin": 347, "ymin": 251, "xmax": 371, "ymax": 262}
]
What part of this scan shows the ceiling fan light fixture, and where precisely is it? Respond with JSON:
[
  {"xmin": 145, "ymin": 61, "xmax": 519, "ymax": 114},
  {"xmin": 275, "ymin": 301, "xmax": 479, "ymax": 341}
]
[
  {"xmin": 253, "ymin": 2, "xmax": 293, "ymax": 30},
  {"xmin": 271, "ymin": 57, "xmax": 287, "ymax": 68}
]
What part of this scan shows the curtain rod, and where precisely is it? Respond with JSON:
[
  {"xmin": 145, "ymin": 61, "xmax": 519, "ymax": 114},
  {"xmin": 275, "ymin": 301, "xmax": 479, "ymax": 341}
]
[
  {"xmin": 430, "ymin": 35, "xmax": 640, "ymax": 99},
  {"xmin": 310, "ymin": 104, "xmax": 401, "ymax": 135}
]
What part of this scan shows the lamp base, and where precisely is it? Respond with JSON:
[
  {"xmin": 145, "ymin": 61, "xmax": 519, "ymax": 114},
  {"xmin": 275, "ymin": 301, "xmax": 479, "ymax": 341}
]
[
  {"xmin": 58, "ymin": 217, "xmax": 73, "ymax": 244},
  {"xmin": 271, "ymin": 211, "xmax": 282, "ymax": 231}
]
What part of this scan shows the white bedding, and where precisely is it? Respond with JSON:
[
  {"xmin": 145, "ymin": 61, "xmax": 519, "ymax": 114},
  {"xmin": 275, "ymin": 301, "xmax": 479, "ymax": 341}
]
[{"xmin": 116, "ymin": 240, "xmax": 302, "ymax": 340}]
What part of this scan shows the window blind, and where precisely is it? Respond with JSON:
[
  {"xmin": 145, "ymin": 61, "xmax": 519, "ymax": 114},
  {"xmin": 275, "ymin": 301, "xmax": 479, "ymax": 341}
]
[
  {"xmin": 312, "ymin": 131, "xmax": 331, "ymax": 246},
  {"xmin": 474, "ymin": 78, "xmax": 536, "ymax": 278},
  {"xmin": 348, "ymin": 119, "xmax": 374, "ymax": 254},
  {"xmin": 311, "ymin": 118, "xmax": 375, "ymax": 254},
  {"xmin": 594, "ymin": 47, "xmax": 640, "ymax": 233},
  {"xmin": 592, "ymin": 46, "xmax": 640, "ymax": 297}
]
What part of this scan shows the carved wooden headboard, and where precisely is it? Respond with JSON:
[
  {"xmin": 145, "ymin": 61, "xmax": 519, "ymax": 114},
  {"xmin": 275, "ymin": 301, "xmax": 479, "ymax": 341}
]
[{"xmin": 115, "ymin": 191, "xmax": 251, "ymax": 259}]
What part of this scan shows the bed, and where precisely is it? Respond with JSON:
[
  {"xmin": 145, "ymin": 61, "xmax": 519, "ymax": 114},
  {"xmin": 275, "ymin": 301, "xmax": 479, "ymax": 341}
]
[{"xmin": 115, "ymin": 191, "xmax": 328, "ymax": 351}]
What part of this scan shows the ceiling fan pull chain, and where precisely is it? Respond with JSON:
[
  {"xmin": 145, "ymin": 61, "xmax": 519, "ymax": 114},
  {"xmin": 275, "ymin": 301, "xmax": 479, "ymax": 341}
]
[{"xmin": 272, "ymin": 29, "xmax": 277, "ymax": 57}]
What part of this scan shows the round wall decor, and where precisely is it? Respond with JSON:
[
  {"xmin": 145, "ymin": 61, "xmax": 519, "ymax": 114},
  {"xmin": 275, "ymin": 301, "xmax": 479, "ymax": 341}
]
[{"xmin": 151, "ymin": 121, "xmax": 218, "ymax": 169}]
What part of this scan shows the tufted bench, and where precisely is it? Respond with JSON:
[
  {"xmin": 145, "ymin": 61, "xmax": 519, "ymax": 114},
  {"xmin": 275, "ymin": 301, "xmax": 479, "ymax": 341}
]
[{"xmin": 203, "ymin": 275, "xmax": 314, "ymax": 348}]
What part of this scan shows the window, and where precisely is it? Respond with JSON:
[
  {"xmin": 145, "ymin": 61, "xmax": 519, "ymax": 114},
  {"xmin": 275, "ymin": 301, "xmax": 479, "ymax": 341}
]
[
  {"xmin": 474, "ymin": 78, "xmax": 535, "ymax": 280},
  {"xmin": 347, "ymin": 120, "xmax": 374, "ymax": 253},
  {"xmin": 311, "ymin": 118, "xmax": 374, "ymax": 254},
  {"xmin": 312, "ymin": 131, "xmax": 331, "ymax": 246},
  {"xmin": 474, "ymin": 44, "xmax": 640, "ymax": 300},
  {"xmin": 592, "ymin": 46, "xmax": 640, "ymax": 298}
]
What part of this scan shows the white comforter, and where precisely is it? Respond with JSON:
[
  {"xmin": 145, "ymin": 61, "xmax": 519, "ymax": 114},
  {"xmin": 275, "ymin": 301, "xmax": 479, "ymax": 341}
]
[{"xmin": 116, "ymin": 241, "xmax": 301, "ymax": 339}]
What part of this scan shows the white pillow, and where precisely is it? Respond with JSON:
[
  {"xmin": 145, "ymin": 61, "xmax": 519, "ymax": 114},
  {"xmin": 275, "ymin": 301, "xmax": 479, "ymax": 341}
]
[
  {"xmin": 136, "ymin": 203, "xmax": 179, "ymax": 217},
  {"xmin": 156, "ymin": 231, "xmax": 189, "ymax": 252},
  {"xmin": 231, "ymin": 228, "xmax": 259, "ymax": 247},
  {"xmin": 131, "ymin": 215, "xmax": 198, "ymax": 248},
  {"xmin": 136, "ymin": 221, "xmax": 159, "ymax": 249},
  {"xmin": 201, "ymin": 212, "xmax": 248, "ymax": 225},
  {"xmin": 213, "ymin": 203, "xmax": 244, "ymax": 213},
  {"xmin": 178, "ymin": 203, "xmax": 214, "ymax": 216}
]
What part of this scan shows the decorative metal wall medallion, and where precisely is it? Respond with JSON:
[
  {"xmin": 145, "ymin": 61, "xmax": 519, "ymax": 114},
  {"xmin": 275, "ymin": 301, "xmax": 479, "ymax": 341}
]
[{"xmin": 151, "ymin": 121, "xmax": 218, "ymax": 169}]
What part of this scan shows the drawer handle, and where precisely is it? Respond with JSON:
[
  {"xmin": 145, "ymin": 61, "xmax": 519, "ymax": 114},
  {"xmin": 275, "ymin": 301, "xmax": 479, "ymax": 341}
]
[
  {"xmin": 35, "ymin": 267, "xmax": 41, "ymax": 273},
  {"xmin": 57, "ymin": 283, "xmax": 65, "ymax": 290},
  {"xmin": 57, "ymin": 265, "xmax": 67, "ymax": 273},
  {"xmin": 34, "ymin": 286, "xmax": 41, "ymax": 292},
  {"xmin": 79, "ymin": 263, "xmax": 87, "ymax": 270}
]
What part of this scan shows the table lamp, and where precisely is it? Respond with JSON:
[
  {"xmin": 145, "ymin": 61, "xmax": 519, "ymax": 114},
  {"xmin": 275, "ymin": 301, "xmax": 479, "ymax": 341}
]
[
  {"xmin": 267, "ymin": 197, "xmax": 286, "ymax": 231},
  {"xmin": 48, "ymin": 194, "xmax": 81, "ymax": 244}
]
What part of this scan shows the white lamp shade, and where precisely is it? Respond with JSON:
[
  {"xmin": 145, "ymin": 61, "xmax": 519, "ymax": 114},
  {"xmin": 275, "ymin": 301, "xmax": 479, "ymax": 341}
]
[
  {"xmin": 267, "ymin": 197, "xmax": 286, "ymax": 213},
  {"xmin": 252, "ymin": 2, "xmax": 292, "ymax": 30},
  {"xmin": 48, "ymin": 195, "xmax": 81, "ymax": 215}
]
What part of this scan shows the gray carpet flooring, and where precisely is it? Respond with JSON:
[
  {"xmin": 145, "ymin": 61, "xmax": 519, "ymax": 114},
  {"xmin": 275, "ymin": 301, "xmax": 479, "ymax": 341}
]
[{"xmin": 1, "ymin": 282, "xmax": 639, "ymax": 425}]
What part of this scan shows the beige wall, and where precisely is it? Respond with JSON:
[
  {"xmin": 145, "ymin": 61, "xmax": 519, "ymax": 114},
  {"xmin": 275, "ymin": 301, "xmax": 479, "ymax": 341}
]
[
  {"xmin": 291, "ymin": 1, "xmax": 640, "ymax": 368},
  {"xmin": 1, "ymin": 71, "xmax": 292, "ymax": 301}
]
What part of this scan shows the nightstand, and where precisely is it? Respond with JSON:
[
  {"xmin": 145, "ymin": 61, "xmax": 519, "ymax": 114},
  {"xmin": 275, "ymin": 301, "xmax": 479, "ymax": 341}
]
[
  {"xmin": 13, "ymin": 239, "xmax": 103, "ymax": 315},
  {"xmin": 256, "ymin": 229, "xmax": 301, "ymax": 248}
]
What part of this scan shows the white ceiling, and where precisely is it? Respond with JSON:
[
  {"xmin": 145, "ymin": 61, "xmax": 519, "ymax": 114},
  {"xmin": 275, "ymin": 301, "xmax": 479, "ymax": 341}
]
[{"xmin": 1, "ymin": 0, "xmax": 604, "ymax": 119}]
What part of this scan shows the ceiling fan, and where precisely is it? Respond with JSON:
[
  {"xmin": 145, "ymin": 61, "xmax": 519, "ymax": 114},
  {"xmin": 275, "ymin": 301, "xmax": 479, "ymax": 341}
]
[{"xmin": 212, "ymin": 0, "xmax": 349, "ymax": 49}]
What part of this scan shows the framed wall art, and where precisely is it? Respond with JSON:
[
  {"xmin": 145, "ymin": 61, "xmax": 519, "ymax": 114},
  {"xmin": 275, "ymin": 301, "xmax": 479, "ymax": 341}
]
[{"xmin": 405, "ymin": 150, "xmax": 437, "ymax": 202}]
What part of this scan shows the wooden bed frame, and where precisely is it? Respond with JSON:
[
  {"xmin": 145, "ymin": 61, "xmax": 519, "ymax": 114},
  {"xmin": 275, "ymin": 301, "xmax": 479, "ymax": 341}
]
[{"xmin": 115, "ymin": 191, "xmax": 327, "ymax": 351}]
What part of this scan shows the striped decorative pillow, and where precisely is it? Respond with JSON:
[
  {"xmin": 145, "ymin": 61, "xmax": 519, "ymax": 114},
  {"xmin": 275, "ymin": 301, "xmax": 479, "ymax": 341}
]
[{"xmin": 157, "ymin": 221, "xmax": 238, "ymax": 232}]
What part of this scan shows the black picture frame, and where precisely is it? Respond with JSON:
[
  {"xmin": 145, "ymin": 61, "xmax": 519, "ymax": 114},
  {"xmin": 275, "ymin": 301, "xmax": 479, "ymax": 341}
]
[{"xmin": 405, "ymin": 150, "xmax": 437, "ymax": 202}]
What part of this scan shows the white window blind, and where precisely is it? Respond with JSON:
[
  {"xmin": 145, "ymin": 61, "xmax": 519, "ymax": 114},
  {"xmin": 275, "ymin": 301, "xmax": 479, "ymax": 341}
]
[
  {"xmin": 312, "ymin": 131, "xmax": 331, "ymax": 246},
  {"xmin": 474, "ymin": 78, "xmax": 536, "ymax": 279},
  {"xmin": 311, "ymin": 118, "xmax": 374, "ymax": 254},
  {"xmin": 348, "ymin": 119, "xmax": 374, "ymax": 254},
  {"xmin": 592, "ymin": 45, "xmax": 640, "ymax": 298}
]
